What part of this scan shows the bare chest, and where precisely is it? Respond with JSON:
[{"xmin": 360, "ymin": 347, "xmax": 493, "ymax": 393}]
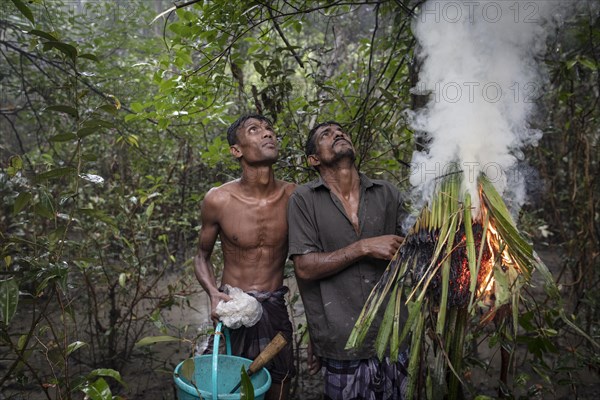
[{"xmin": 219, "ymin": 197, "xmax": 289, "ymax": 249}]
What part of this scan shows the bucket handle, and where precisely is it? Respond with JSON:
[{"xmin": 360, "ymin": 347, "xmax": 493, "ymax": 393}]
[{"xmin": 211, "ymin": 322, "xmax": 231, "ymax": 400}]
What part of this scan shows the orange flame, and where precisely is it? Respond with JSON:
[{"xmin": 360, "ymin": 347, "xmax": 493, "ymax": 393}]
[{"xmin": 476, "ymin": 221, "xmax": 522, "ymax": 302}]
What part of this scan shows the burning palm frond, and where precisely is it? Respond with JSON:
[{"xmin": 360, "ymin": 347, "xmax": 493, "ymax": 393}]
[{"xmin": 346, "ymin": 170, "xmax": 567, "ymax": 399}]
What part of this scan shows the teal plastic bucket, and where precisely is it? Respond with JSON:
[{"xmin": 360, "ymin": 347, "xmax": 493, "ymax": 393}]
[{"xmin": 173, "ymin": 323, "xmax": 272, "ymax": 400}]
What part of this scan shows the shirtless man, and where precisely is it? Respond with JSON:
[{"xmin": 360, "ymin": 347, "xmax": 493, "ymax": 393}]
[{"xmin": 194, "ymin": 115, "xmax": 296, "ymax": 400}]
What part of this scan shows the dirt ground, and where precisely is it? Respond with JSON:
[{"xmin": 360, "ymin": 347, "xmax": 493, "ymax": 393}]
[
  {"xmin": 2, "ymin": 245, "xmax": 598, "ymax": 400},
  {"xmin": 117, "ymin": 276, "xmax": 324, "ymax": 400},
  {"xmin": 121, "ymin": 245, "xmax": 599, "ymax": 400}
]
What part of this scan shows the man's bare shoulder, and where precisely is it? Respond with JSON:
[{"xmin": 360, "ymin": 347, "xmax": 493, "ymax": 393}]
[{"xmin": 202, "ymin": 180, "xmax": 242, "ymax": 208}]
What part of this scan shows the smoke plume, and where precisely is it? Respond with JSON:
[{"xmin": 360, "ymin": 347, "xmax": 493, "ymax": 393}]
[{"xmin": 408, "ymin": 0, "xmax": 577, "ymax": 217}]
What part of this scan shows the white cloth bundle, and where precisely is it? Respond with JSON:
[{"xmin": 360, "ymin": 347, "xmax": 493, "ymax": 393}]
[{"xmin": 215, "ymin": 284, "xmax": 263, "ymax": 329}]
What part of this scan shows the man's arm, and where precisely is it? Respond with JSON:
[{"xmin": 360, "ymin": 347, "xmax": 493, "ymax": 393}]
[
  {"xmin": 288, "ymin": 190, "xmax": 403, "ymax": 281},
  {"xmin": 292, "ymin": 235, "xmax": 403, "ymax": 281},
  {"xmin": 194, "ymin": 190, "xmax": 231, "ymax": 322}
]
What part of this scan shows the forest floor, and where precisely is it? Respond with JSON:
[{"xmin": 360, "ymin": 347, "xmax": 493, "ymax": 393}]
[
  {"xmin": 122, "ymin": 243, "xmax": 599, "ymax": 400},
  {"xmin": 2, "ymin": 243, "xmax": 599, "ymax": 400}
]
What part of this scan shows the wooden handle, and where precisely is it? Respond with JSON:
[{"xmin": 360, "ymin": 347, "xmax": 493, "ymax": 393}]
[
  {"xmin": 229, "ymin": 332, "xmax": 289, "ymax": 394},
  {"xmin": 247, "ymin": 332, "xmax": 288, "ymax": 375}
]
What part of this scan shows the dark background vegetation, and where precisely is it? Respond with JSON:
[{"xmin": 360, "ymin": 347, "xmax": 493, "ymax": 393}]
[{"xmin": 0, "ymin": 1, "xmax": 598, "ymax": 399}]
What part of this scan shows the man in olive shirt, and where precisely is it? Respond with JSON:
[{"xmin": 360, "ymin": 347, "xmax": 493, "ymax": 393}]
[{"xmin": 287, "ymin": 121, "xmax": 409, "ymax": 400}]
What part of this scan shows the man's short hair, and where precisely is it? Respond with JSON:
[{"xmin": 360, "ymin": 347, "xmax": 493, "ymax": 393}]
[
  {"xmin": 305, "ymin": 121, "xmax": 343, "ymax": 156},
  {"xmin": 227, "ymin": 114, "xmax": 272, "ymax": 146}
]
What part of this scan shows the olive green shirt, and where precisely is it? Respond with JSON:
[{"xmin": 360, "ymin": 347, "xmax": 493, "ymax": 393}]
[{"xmin": 287, "ymin": 173, "xmax": 408, "ymax": 360}]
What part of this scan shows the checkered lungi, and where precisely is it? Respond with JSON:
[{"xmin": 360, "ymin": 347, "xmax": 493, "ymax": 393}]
[{"xmin": 321, "ymin": 350, "xmax": 409, "ymax": 400}]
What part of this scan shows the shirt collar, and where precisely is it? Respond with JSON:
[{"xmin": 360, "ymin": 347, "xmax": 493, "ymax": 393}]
[{"xmin": 307, "ymin": 172, "xmax": 379, "ymax": 190}]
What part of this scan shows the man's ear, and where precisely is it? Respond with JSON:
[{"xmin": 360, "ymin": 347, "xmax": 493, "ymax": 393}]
[
  {"xmin": 308, "ymin": 154, "xmax": 320, "ymax": 168},
  {"xmin": 230, "ymin": 145, "xmax": 242, "ymax": 160}
]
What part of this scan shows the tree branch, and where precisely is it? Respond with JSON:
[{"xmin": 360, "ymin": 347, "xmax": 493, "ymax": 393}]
[{"xmin": 265, "ymin": 4, "xmax": 305, "ymax": 69}]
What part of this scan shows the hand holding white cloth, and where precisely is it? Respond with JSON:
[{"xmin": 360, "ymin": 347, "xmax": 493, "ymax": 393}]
[{"xmin": 215, "ymin": 284, "xmax": 263, "ymax": 329}]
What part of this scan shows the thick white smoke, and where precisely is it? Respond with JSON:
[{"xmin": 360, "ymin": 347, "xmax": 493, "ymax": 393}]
[{"xmin": 408, "ymin": 0, "xmax": 571, "ymax": 218}]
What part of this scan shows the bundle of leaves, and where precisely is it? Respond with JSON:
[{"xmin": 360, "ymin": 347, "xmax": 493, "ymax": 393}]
[
  {"xmin": 346, "ymin": 170, "xmax": 569, "ymax": 399},
  {"xmin": 406, "ymin": 225, "xmax": 490, "ymax": 309}
]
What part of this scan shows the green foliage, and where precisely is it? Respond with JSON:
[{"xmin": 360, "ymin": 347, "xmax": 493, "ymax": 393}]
[
  {"xmin": 240, "ymin": 364, "xmax": 255, "ymax": 400},
  {"xmin": 1, "ymin": 0, "xmax": 599, "ymax": 399},
  {"xmin": 0, "ymin": 278, "xmax": 19, "ymax": 326},
  {"xmin": 148, "ymin": 0, "xmax": 416, "ymax": 186},
  {"xmin": 1, "ymin": 0, "xmax": 203, "ymax": 397}
]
